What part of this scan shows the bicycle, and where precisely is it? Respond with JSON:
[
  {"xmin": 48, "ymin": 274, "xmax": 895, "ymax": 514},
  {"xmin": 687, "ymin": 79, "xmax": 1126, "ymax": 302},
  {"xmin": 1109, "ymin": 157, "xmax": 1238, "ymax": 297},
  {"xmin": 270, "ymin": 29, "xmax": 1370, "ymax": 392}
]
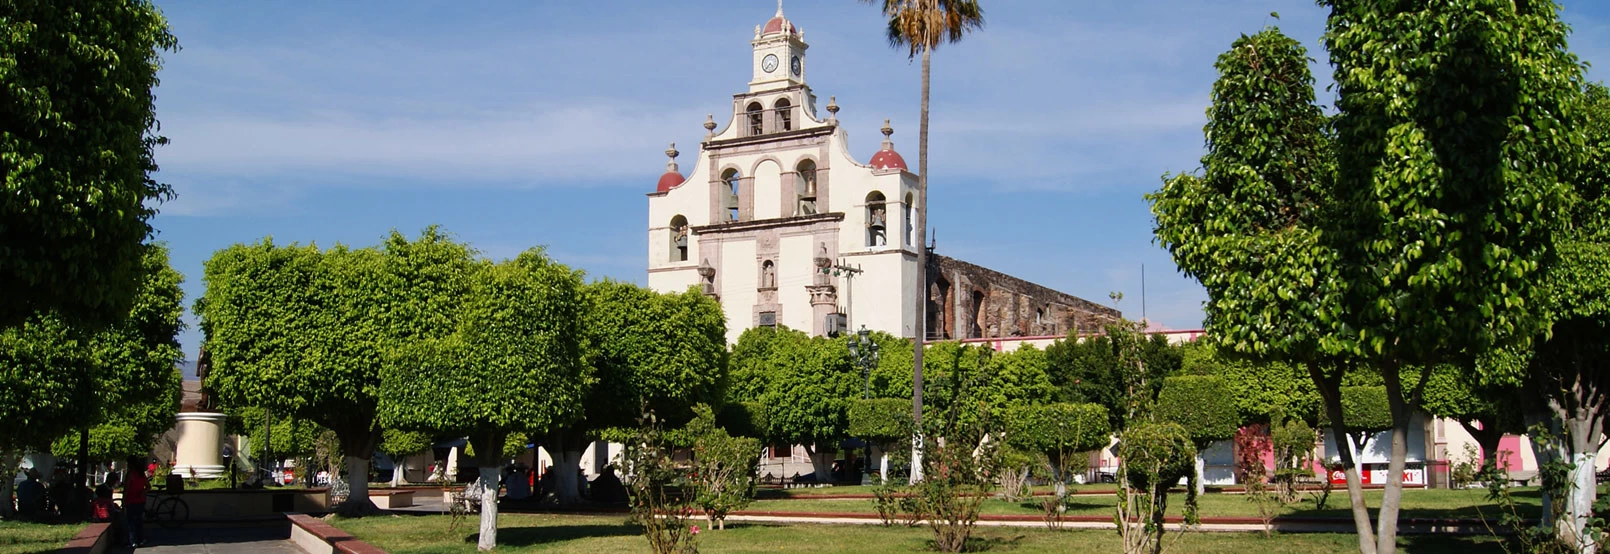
[{"xmin": 144, "ymin": 490, "xmax": 190, "ymax": 528}]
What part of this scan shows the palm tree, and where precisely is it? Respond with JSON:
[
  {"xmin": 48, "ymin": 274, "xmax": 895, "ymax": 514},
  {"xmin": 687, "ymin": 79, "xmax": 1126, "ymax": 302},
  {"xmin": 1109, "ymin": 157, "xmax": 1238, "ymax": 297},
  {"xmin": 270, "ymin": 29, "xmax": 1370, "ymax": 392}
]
[{"xmin": 858, "ymin": 0, "xmax": 984, "ymax": 483}]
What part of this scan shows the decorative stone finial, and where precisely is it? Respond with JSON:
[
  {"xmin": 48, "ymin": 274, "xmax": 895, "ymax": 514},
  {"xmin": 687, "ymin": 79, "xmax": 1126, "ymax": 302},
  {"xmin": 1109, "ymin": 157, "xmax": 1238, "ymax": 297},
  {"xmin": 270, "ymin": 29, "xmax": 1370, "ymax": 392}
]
[
  {"xmin": 826, "ymin": 96, "xmax": 839, "ymax": 122},
  {"xmin": 704, "ymin": 114, "xmax": 717, "ymax": 140},
  {"xmin": 881, "ymin": 119, "xmax": 895, "ymax": 148},
  {"xmin": 777, "ymin": 0, "xmax": 785, "ymax": 17},
  {"xmin": 665, "ymin": 143, "xmax": 679, "ymax": 172}
]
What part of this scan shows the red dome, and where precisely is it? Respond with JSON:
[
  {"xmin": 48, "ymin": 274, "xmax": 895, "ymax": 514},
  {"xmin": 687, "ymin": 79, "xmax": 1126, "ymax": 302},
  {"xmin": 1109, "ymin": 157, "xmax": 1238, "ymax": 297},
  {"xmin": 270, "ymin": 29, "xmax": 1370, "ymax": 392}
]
[
  {"xmin": 869, "ymin": 149, "xmax": 907, "ymax": 171},
  {"xmin": 656, "ymin": 171, "xmax": 685, "ymax": 193},
  {"xmin": 763, "ymin": 16, "xmax": 798, "ymax": 35}
]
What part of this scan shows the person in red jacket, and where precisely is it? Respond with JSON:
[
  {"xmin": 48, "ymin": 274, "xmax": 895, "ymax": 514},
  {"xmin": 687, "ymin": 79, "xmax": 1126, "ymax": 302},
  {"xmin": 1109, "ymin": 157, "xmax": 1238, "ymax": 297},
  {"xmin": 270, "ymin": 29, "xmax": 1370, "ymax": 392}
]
[{"xmin": 123, "ymin": 457, "xmax": 149, "ymax": 546}]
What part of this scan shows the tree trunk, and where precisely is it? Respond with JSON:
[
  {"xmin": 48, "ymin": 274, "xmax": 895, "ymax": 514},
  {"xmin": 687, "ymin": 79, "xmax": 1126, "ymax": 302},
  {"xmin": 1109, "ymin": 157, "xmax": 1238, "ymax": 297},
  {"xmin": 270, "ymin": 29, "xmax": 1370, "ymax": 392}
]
[
  {"xmin": 880, "ymin": 452, "xmax": 889, "ymax": 483},
  {"xmin": 909, "ymin": 41, "xmax": 932, "ymax": 486},
  {"xmin": 476, "ymin": 466, "xmax": 501, "ymax": 551},
  {"xmin": 1457, "ymin": 420, "xmax": 1505, "ymax": 478},
  {"xmin": 807, "ymin": 447, "xmax": 835, "ymax": 483},
  {"xmin": 1559, "ymin": 404, "xmax": 1602, "ymax": 554},
  {"xmin": 1194, "ymin": 454, "xmax": 1207, "ymax": 496},
  {"xmin": 467, "ymin": 430, "xmax": 509, "ymax": 552},
  {"xmin": 1311, "ymin": 362, "xmax": 1377, "ymax": 554},
  {"xmin": 1527, "ymin": 411, "xmax": 1563, "ymax": 531},
  {"xmin": 546, "ymin": 428, "xmax": 588, "ymax": 504},
  {"xmin": 1376, "ymin": 362, "xmax": 1412, "ymax": 554},
  {"xmin": 335, "ymin": 427, "xmax": 381, "ymax": 516},
  {"xmin": 391, "ymin": 463, "xmax": 407, "ymax": 487}
]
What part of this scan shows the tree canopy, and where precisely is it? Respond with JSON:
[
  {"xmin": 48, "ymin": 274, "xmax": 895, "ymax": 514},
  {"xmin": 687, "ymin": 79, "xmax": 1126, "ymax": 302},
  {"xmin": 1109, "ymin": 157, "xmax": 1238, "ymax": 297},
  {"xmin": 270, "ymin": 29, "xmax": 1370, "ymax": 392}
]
[
  {"xmin": 729, "ymin": 327, "xmax": 857, "ymax": 452},
  {"xmin": 381, "ymin": 248, "xmax": 587, "ymax": 551},
  {"xmin": 1155, "ymin": 375, "xmax": 1238, "ymax": 448},
  {"xmin": 1, "ymin": 0, "xmax": 179, "ymax": 326},
  {"xmin": 2, "ymin": 243, "xmax": 184, "ymax": 459}
]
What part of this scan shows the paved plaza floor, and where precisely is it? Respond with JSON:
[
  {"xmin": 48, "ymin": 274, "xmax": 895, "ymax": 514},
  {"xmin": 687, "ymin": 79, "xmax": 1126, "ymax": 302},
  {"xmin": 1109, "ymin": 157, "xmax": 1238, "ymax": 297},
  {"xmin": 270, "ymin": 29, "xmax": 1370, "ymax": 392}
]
[{"xmin": 109, "ymin": 520, "xmax": 307, "ymax": 554}]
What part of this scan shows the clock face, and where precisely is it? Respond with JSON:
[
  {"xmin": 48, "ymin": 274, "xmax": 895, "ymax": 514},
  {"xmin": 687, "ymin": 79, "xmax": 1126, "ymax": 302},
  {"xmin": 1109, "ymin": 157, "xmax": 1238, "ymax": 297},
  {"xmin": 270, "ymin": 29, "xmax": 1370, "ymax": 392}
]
[
  {"xmin": 762, "ymin": 54, "xmax": 779, "ymax": 73},
  {"xmin": 791, "ymin": 56, "xmax": 802, "ymax": 76}
]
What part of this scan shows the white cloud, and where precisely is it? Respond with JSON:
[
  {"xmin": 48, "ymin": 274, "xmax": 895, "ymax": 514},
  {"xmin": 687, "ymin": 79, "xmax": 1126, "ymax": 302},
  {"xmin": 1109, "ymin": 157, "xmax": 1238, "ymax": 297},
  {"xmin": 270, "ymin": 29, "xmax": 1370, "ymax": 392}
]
[{"xmin": 157, "ymin": 103, "xmax": 706, "ymax": 185}]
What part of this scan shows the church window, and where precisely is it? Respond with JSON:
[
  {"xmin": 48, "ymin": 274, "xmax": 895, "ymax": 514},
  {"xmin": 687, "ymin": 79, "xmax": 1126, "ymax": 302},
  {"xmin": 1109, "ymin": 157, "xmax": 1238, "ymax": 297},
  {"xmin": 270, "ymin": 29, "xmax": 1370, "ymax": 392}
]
[
  {"xmin": 774, "ymin": 98, "xmax": 793, "ymax": 132},
  {"xmin": 747, "ymin": 102, "xmax": 764, "ymax": 136},
  {"xmin": 669, "ymin": 215, "xmax": 689, "ymax": 262},
  {"xmin": 795, "ymin": 160, "xmax": 818, "ymax": 215},
  {"xmin": 723, "ymin": 169, "xmax": 742, "ymax": 222},
  {"xmin": 865, "ymin": 191, "xmax": 887, "ymax": 247}
]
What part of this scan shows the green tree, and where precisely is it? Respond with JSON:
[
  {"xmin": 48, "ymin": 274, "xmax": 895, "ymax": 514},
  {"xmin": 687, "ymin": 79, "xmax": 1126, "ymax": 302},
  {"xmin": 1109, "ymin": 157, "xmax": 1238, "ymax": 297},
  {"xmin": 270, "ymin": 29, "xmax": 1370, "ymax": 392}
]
[
  {"xmin": 1, "ymin": 1, "xmax": 179, "ymax": 327},
  {"xmin": 1318, "ymin": 2, "xmax": 1584, "ymax": 550},
  {"xmin": 544, "ymin": 280, "xmax": 726, "ymax": 504},
  {"xmin": 1417, "ymin": 364, "xmax": 1522, "ymax": 478},
  {"xmin": 381, "ymin": 249, "xmax": 587, "ymax": 551},
  {"xmin": 0, "ymin": 243, "xmax": 183, "ymax": 517},
  {"xmin": 685, "ymin": 405, "xmax": 760, "ymax": 531},
  {"xmin": 1181, "ymin": 342, "xmax": 1321, "ymax": 426},
  {"xmin": 729, "ymin": 327, "xmax": 857, "ymax": 482},
  {"xmin": 48, "ymin": 367, "xmax": 181, "ymax": 465},
  {"xmin": 1517, "ymin": 81, "xmax": 1610, "ymax": 551},
  {"xmin": 1004, "ymin": 402, "xmax": 1108, "ymax": 499},
  {"xmin": 857, "ymin": 0, "xmax": 985, "ymax": 483},
  {"xmin": 1146, "ymin": 23, "xmax": 1390, "ymax": 551},
  {"xmin": 849, "ymin": 398, "xmax": 913, "ymax": 481},
  {"xmin": 1117, "ymin": 422, "xmax": 1199, "ymax": 554},
  {"xmin": 1155, "ymin": 375, "xmax": 1238, "ymax": 494},
  {"xmin": 197, "ymin": 239, "xmax": 394, "ymax": 514},
  {"xmin": 1318, "ymin": 386, "xmax": 1394, "ymax": 462},
  {"xmin": 1046, "ymin": 331, "xmax": 1178, "ymax": 432},
  {"xmin": 378, "ymin": 429, "xmax": 433, "ymax": 486}
]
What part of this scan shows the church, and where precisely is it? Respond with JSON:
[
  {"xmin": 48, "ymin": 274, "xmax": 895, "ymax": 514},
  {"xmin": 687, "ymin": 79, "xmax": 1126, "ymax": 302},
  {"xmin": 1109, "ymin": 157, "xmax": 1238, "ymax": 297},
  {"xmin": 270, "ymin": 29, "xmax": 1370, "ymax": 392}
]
[{"xmin": 646, "ymin": 4, "xmax": 1117, "ymax": 344}]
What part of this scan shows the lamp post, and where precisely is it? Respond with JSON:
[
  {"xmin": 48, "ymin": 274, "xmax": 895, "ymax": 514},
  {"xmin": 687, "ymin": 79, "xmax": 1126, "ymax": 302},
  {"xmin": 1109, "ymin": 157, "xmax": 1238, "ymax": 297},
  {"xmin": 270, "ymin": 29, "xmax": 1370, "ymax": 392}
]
[{"xmin": 847, "ymin": 325, "xmax": 879, "ymax": 482}]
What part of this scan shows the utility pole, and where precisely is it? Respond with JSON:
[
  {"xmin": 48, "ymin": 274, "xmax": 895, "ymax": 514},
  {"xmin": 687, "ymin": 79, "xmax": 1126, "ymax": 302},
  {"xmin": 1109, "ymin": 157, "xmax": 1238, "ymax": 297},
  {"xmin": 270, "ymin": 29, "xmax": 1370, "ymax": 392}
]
[{"xmin": 824, "ymin": 260, "xmax": 863, "ymax": 329}]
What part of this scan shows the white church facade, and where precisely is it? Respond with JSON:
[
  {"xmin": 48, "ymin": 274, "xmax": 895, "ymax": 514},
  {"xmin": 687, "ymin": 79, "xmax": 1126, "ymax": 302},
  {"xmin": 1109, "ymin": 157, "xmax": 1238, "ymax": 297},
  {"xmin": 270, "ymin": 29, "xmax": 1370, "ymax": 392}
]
[{"xmin": 646, "ymin": 4, "xmax": 923, "ymax": 343}]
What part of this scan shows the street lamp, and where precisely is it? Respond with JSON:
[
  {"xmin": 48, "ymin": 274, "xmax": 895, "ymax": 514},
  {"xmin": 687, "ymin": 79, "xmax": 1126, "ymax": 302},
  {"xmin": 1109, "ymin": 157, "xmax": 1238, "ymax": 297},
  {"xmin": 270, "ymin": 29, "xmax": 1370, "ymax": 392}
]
[{"xmin": 847, "ymin": 325, "xmax": 879, "ymax": 482}]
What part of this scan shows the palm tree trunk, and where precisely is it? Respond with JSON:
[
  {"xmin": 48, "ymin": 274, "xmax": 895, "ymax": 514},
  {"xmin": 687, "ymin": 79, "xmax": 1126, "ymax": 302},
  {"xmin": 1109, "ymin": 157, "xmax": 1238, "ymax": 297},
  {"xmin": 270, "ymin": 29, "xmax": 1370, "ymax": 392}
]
[{"xmin": 910, "ymin": 43, "xmax": 932, "ymax": 485}]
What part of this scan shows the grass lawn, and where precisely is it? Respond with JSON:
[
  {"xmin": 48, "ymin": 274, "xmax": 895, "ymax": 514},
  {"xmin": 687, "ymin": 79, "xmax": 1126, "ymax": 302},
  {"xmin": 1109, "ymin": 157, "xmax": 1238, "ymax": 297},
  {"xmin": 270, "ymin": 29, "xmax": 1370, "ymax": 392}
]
[
  {"xmin": 332, "ymin": 512, "xmax": 1508, "ymax": 553},
  {"xmin": 745, "ymin": 487, "xmax": 1544, "ymax": 521},
  {"xmin": 0, "ymin": 521, "xmax": 85, "ymax": 554}
]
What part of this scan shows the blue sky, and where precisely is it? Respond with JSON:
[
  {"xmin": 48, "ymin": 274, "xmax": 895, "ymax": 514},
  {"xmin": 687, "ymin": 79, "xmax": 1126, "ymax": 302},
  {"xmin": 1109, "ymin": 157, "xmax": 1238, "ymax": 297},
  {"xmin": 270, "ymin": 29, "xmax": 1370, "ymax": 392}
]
[{"xmin": 148, "ymin": 0, "xmax": 1610, "ymax": 362}]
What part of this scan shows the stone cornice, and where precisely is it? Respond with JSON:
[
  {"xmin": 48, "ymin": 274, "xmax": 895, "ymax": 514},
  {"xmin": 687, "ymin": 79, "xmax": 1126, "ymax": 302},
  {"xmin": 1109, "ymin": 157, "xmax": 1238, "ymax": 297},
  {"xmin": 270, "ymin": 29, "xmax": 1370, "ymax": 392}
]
[
  {"xmin": 692, "ymin": 212, "xmax": 844, "ymax": 235},
  {"xmin": 705, "ymin": 125, "xmax": 835, "ymax": 150}
]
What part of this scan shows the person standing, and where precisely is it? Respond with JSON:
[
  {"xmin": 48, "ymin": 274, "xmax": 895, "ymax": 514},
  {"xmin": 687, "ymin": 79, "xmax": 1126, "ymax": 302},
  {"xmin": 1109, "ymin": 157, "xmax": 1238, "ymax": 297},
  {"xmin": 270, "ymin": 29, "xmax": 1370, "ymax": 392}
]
[{"xmin": 123, "ymin": 457, "xmax": 149, "ymax": 546}]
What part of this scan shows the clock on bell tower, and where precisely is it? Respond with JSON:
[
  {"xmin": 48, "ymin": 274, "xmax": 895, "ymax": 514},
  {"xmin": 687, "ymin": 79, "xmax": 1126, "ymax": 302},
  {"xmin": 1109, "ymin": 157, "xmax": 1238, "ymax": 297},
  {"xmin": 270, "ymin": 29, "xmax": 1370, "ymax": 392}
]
[{"xmin": 749, "ymin": 1, "xmax": 807, "ymax": 93}]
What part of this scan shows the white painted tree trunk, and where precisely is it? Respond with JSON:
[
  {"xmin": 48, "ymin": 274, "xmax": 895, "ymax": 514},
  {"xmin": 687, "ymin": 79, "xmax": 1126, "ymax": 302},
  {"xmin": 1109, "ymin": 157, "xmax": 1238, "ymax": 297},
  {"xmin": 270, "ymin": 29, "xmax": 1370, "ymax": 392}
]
[
  {"xmin": 446, "ymin": 447, "xmax": 460, "ymax": 481},
  {"xmin": 909, "ymin": 434, "xmax": 925, "ymax": 484},
  {"xmin": 1567, "ymin": 451, "xmax": 1599, "ymax": 554},
  {"xmin": 391, "ymin": 463, "xmax": 407, "ymax": 487},
  {"xmin": 344, "ymin": 456, "xmax": 375, "ymax": 512},
  {"xmin": 551, "ymin": 450, "xmax": 584, "ymax": 504},
  {"xmin": 1194, "ymin": 455, "xmax": 1206, "ymax": 496},
  {"xmin": 880, "ymin": 453, "xmax": 889, "ymax": 483},
  {"xmin": 477, "ymin": 466, "xmax": 501, "ymax": 552},
  {"xmin": 808, "ymin": 450, "xmax": 834, "ymax": 483}
]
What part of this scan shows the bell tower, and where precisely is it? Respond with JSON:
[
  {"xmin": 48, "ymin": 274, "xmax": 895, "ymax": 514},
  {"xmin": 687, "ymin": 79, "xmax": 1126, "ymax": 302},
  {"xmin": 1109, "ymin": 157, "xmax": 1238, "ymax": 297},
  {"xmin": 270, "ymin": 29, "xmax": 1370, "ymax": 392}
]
[{"xmin": 750, "ymin": 1, "xmax": 807, "ymax": 93}]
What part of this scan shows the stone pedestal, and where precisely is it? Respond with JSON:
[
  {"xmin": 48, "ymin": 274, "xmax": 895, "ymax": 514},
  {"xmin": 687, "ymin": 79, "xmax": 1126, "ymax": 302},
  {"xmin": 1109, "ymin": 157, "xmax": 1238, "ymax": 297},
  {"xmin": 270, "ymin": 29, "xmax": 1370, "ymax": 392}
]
[{"xmin": 172, "ymin": 412, "xmax": 227, "ymax": 479}]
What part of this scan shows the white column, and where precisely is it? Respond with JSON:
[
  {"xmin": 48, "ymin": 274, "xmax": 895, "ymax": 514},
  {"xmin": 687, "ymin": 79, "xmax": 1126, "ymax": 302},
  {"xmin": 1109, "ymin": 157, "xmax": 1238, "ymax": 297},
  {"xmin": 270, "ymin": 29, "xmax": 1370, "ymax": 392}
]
[{"xmin": 172, "ymin": 413, "xmax": 227, "ymax": 479}]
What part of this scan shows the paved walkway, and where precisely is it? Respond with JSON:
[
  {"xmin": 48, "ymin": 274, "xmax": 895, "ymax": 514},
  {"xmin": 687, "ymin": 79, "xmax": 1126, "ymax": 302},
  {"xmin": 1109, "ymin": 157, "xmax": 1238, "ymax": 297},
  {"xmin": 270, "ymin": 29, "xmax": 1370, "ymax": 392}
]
[{"xmin": 108, "ymin": 520, "xmax": 306, "ymax": 554}]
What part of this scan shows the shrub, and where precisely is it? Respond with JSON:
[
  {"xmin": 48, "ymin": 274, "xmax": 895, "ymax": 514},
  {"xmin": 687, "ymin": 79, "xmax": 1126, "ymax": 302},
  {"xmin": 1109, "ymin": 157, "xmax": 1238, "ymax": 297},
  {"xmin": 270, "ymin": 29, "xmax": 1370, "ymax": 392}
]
[
  {"xmin": 1116, "ymin": 421, "xmax": 1199, "ymax": 554},
  {"xmin": 688, "ymin": 406, "xmax": 761, "ymax": 530},
  {"xmin": 622, "ymin": 410, "xmax": 698, "ymax": 554}
]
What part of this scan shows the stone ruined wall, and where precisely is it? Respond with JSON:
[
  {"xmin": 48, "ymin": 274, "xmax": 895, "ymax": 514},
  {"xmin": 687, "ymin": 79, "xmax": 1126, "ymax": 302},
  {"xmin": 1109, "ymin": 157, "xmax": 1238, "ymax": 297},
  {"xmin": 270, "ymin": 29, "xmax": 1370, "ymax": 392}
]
[{"xmin": 926, "ymin": 254, "xmax": 1119, "ymax": 340}]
